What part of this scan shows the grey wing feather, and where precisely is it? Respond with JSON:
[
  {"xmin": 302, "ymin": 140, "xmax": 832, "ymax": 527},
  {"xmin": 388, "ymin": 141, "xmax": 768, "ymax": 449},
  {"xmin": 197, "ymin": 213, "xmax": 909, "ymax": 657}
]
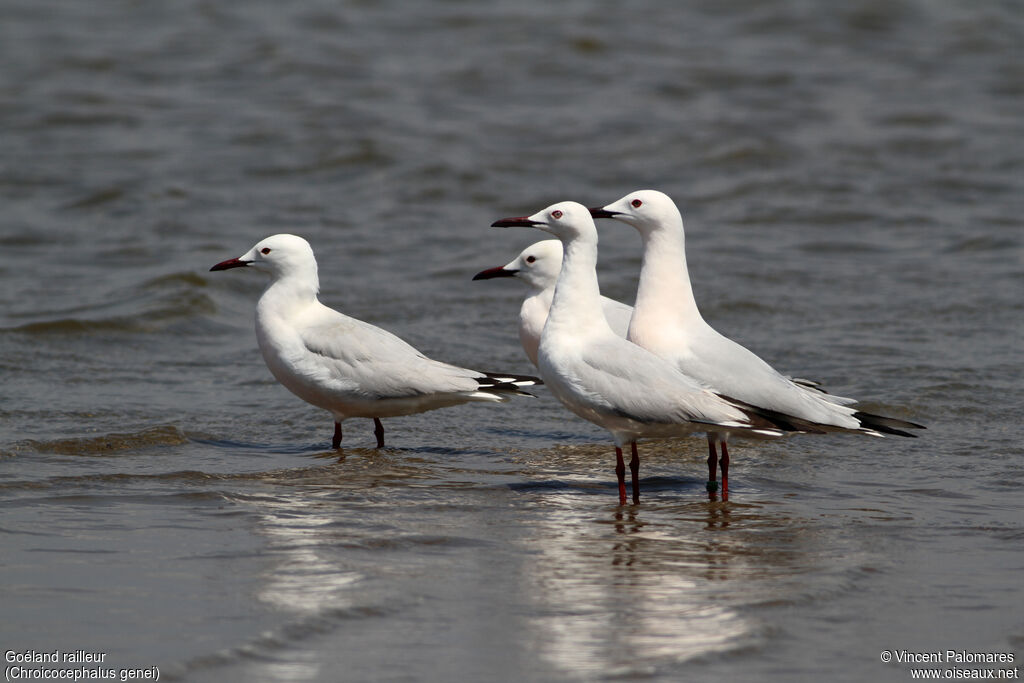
[
  {"xmin": 300, "ymin": 316, "xmax": 484, "ymax": 399},
  {"xmin": 569, "ymin": 338, "xmax": 742, "ymax": 426}
]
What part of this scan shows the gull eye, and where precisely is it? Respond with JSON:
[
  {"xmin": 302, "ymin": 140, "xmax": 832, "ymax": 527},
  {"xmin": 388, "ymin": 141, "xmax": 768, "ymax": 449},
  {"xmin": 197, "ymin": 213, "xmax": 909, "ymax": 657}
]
[
  {"xmin": 631, "ymin": 199, "xmax": 642, "ymax": 208},
  {"xmin": 261, "ymin": 247, "xmax": 272, "ymax": 255},
  {"xmin": 526, "ymin": 255, "xmax": 536, "ymax": 264},
  {"xmin": 551, "ymin": 210, "xmax": 563, "ymax": 219}
]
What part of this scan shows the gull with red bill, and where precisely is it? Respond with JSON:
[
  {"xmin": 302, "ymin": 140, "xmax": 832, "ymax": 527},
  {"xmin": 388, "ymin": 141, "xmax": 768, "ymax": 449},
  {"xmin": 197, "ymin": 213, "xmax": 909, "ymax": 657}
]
[
  {"xmin": 590, "ymin": 190, "xmax": 925, "ymax": 494},
  {"xmin": 210, "ymin": 233, "xmax": 540, "ymax": 449},
  {"xmin": 472, "ymin": 239, "xmax": 632, "ymax": 366},
  {"xmin": 491, "ymin": 203, "xmax": 798, "ymax": 505}
]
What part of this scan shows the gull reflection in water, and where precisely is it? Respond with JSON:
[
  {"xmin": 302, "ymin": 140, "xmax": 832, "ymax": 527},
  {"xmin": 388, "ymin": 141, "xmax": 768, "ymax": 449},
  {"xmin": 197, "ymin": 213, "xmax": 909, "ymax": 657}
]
[
  {"xmin": 255, "ymin": 492, "xmax": 362, "ymax": 614},
  {"xmin": 520, "ymin": 493, "xmax": 764, "ymax": 677},
  {"xmin": 250, "ymin": 489, "xmax": 364, "ymax": 682}
]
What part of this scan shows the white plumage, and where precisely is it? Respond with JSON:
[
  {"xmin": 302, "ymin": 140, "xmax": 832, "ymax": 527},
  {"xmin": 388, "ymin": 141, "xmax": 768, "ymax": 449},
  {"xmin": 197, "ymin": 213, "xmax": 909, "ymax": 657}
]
[
  {"xmin": 473, "ymin": 239, "xmax": 632, "ymax": 366},
  {"xmin": 211, "ymin": 234, "xmax": 539, "ymax": 448},
  {"xmin": 492, "ymin": 203, "xmax": 794, "ymax": 504},
  {"xmin": 592, "ymin": 190, "xmax": 924, "ymax": 493}
]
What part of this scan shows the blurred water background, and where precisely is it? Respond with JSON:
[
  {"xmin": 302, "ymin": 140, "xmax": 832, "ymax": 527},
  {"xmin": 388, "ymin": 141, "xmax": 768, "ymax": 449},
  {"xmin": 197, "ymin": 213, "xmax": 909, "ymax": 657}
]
[{"xmin": 1, "ymin": 1, "xmax": 1021, "ymax": 681}]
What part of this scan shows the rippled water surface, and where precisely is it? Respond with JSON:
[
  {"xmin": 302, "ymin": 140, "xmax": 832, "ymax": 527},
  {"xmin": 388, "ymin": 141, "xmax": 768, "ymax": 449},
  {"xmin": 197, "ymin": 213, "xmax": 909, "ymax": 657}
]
[{"xmin": 2, "ymin": 1, "xmax": 1021, "ymax": 681}]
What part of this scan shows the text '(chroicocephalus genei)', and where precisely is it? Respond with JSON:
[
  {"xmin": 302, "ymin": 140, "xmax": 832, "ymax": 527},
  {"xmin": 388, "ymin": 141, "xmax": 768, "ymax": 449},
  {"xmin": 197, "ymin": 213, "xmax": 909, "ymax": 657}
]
[
  {"xmin": 211, "ymin": 234, "xmax": 541, "ymax": 449},
  {"xmin": 472, "ymin": 239, "xmax": 632, "ymax": 366},
  {"xmin": 592, "ymin": 190, "xmax": 925, "ymax": 494},
  {"xmin": 491, "ymin": 203, "xmax": 799, "ymax": 505}
]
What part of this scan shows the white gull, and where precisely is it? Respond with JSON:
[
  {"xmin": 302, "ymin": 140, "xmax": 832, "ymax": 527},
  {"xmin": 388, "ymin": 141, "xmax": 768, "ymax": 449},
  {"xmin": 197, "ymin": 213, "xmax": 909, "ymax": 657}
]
[
  {"xmin": 211, "ymin": 234, "xmax": 540, "ymax": 449},
  {"xmin": 472, "ymin": 239, "xmax": 826, "ymax": 397},
  {"xmin": 491, "ymin": 202, "xmax": 795, "ymax": 504},
  {"xmin": 472, "ymin": 239, "xmax": 632, "ymax": 366},
  {"xmin": 591, "ymin": 190, "xmax": 924, "ymax": 494}
]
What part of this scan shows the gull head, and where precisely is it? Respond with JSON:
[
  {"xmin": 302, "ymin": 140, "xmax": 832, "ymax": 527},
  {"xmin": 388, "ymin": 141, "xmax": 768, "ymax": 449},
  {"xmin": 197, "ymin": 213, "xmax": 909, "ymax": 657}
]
[
  {"xmin": 210, "ymin": 233, "xmax": 318, "ymax": 280},
  {"xmin": 491, "ymin": 201, "xmax": 597, "ymax": 243},
  {"xmin": 472, "ymin": 239, "xmax": 563, "ymax": 290},
  {"xmin": 590, "ymin": 189, "xmax": 681, "ymax": 235}
]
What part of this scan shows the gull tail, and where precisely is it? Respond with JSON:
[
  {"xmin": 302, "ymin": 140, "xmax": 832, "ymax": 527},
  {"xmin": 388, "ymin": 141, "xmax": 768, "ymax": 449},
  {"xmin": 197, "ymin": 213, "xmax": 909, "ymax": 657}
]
[
  {"xmin": 789, "ymin": 377, "xmax": 857, "ymax": 405},
  {"xmin": 722, "ymin": 394, "xmax": 925, "ymax": 438},
  {"xmin": 476, "ymin": 371, "xmax": 543, "ymax": 398},
  {"xmin": 718, "ymin": 395, "xmax": 829, "ymax": 435},
  {"xmin": 852, "ymin": 411, "xmax": 926, "ymax": 438}
]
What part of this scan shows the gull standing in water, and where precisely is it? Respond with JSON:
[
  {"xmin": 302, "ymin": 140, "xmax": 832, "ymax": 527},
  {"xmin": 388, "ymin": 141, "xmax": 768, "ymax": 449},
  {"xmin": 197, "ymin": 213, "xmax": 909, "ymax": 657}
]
[
  {"xmin": 211, "ymin": 234, "xmax": 540, "ymax": 449},
  {"xmin": 472, "ymin": 239, "xmax": 632, "ymax": 366},
  {"xmin": 591, "ymin": 190, "xmax": 924, "ymax": 494},
  {"xmin": 491, "ymin": 202, "xmax": 796, "ymax": 504}
]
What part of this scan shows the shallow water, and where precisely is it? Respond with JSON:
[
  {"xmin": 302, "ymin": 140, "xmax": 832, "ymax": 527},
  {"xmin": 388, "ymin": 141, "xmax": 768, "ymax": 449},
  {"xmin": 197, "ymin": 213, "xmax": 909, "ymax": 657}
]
[{"xmin": 1, "ymin": 1, "xmax": 1022, "ymax": 681}]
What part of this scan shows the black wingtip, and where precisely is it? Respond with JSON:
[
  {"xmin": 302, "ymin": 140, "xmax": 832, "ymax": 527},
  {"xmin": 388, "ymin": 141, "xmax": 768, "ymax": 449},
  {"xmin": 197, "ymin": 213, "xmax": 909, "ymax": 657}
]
[
  {"xmin": 717, "ymin": 394, "xmax": 824, "ymax": 434},
  {"xmin": 474, "ymin": 372, "xmax": 543, "ymax": 397},
  {"xmin": 853, "ymin": 411, "xmax": 925, "ymax": 437},
  {"xmin": 480, "ymin": 371, "xmax": 543, "ymax": 387}
]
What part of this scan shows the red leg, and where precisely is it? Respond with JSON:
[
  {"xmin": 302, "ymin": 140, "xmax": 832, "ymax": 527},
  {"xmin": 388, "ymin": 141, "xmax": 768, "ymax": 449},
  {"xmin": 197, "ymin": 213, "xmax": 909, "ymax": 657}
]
[
  {"xmin": 706, "ymin": 436, "xmax": 719, "ymax": 493},
  {"xmin": 373, "ymin": 418, "xmax": 385, "ymax": 448},
  {"xmin": 629, "ymin": 442, "xmax": 640, "ymax": 504},
  {"xmin": 615, "ymin": 447, "xmax": 627, "ymax": 506},
  {"xmin": 332, "ymin": 422, "xmax": 342, "ymax": 449},
  {"xmin": 719, "ymin": 441, "xmax": 730, "ymax": 496}
]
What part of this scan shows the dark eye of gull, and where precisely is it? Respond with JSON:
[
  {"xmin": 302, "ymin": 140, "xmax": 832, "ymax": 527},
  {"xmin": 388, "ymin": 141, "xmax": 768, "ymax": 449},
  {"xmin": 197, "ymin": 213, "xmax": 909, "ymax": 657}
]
[
  {"xmin": 631, "ymin": 199, "xmax": 642, "ymax": 208},
  {"xmin": 261, "ymin": 247, "xmax": 272, "ymax": 255},
  {"xmin": 526, "ymin": 255, "xmax": 536, "ymax": 263}
]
